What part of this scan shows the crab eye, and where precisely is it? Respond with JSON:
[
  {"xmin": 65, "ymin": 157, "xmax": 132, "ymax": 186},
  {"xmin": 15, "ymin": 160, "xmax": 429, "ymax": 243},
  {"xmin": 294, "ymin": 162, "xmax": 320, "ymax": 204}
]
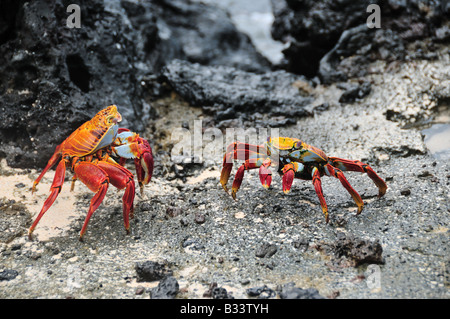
[{"xmin": 106, "ymin": 115, "xmax": 114, "ymax": 125}]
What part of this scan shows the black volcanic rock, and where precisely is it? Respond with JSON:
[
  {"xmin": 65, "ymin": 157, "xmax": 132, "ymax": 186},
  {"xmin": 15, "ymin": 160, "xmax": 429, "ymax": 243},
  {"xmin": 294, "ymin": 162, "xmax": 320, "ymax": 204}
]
[
  {"xmin": 160, "ymin": 59, "xmax": 314, "ymax": 125},
  {"xmin": 271, "ymin": 0, "xmax": 449, "ymax": 81},
  {"xmin": 124, "ymin": 0, "xmax": 272, "ymax": 74}
]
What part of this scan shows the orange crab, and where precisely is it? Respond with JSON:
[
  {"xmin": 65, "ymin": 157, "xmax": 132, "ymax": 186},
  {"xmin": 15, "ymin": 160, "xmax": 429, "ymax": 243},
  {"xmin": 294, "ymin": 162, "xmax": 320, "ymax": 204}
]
[
  {"xmin": 220, "ymin": 137, "xmax": 387, "ymax": 222},
  {"xmin": 29, "ymin": 105, "xmax": 154, "ymax": 240}
]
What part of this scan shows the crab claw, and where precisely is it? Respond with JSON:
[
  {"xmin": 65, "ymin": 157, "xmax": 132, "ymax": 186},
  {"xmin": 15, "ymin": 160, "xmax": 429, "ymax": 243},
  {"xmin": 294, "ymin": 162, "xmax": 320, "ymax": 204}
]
[
  {"xmin": 220, "ymin": 153, "xmax": 233, "ymax": 193},
  {"xmin": 112, "ymin": 131, "xmax": 154, "ymax": 195},
  {"xmin": 282, "ymin": 165, "xmax": 295, "ymax": 194},
  {"xmin": 220, "ymin": 163, "xmax": 233, "ymax": 193},
  {"xmin": 259, "ymin": 159, "xmax": 272, "ymax": 189},
  {"xmin": 134, "ymin": 138, "xmax": 154, "ymax": 194}
]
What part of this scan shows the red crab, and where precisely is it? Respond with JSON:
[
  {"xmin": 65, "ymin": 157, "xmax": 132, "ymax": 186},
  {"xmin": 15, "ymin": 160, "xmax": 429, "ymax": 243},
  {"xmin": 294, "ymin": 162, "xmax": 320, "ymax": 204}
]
[
  {"xmin": 29, "ymin": 105, "xmax": 154, "ymax": 240},
  {"xmin": 220, "ymin": 137, "xmax": 387, "ymax": 222}
]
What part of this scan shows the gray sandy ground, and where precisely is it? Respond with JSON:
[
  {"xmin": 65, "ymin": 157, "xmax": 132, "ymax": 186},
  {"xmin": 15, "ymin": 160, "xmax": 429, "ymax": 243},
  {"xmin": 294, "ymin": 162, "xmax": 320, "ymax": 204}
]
[{"xmin": 0, "ymin": 55, "xmax": 449, "ymax": 299}]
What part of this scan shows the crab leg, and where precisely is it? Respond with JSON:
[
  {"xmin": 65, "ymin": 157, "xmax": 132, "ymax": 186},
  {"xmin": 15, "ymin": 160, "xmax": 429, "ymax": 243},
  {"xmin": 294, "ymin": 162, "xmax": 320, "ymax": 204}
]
[
  {"xmin": 32, "ymin": 144, "xmax": 63, "ymax": 194},
  {"xmin": 325, "ymin": 163, "xmax": 364, "ymax": 215},
  {"xmin": 70, "ymin": 174, "xmax": 78, "ymax": 191},
  {"xmin": 281, "ymin": 162, "xmax": 305, "ymax": 193},
  {"xmin": 28, "ymin": 159, "xmax": 67, "ymax": 239},
  {"xmin": 311, "ymin": 167, "xmax": 329, "ymax": 223},
  {"xmin": 230, "ymin": 157, "xmax": 268, "ymax": 199},
  {"xmin": 96, "ymin": 161, "xmax": 136, "ymax": 231},
  {"xmin": 73, "ymin": 162, "xmax": 110, "ymax": 240},
  {"xmin": 328, "ymin": 157, "xmax": 387, "ymax": 197},
  {"xmin": 259, "ymin": 158, "xmax": 272, "ymax": 189},
  {"xmin": 225, "ymin": 142, "xmax": 268, "ymax": 161},
  {"xmin": 134, "ymin": 139, "xmax": 154, "ymax": 194},
  {"xmin": 220, "ymin": 142, "xmax": 267, "ymax": 193}
]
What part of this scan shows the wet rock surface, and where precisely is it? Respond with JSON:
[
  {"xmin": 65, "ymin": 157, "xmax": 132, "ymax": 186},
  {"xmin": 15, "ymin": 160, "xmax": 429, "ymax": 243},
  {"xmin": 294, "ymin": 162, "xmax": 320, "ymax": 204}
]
[
  {"xmin": 135, "ymin": 260, "xmax": 173, "ymax": 282},
  {"xmin": 271, "ymin": 0, "xmax": 372, "ymax": 77},
  {"xmin": 160, "ymin": 59, "xmax": 314, "ymax": 127},
  {"xmin": 133, "ymin": 0, "xmax": 272, "ymax": 73},
  {"xmin": 0, "ymin": 0, "xmax": 449, "ymax": 300}
]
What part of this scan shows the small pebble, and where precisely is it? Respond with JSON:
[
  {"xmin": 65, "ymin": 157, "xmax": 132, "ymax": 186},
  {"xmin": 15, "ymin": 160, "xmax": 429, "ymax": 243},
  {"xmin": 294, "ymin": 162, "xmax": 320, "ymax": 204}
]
[
  {"xmin": 135, "ymin": 286, "xmax": 145, "ymax": 295},
  {"xmin": 194, "ymin": 213, "xmax": 205, "ymax": 224},
  {"xmin": 400, "ymin": 189, "xmax": 411, "ymax": 196},
  {"xmin": 166, "ymin": 206, "xmax": 183, "ymax": 218}
]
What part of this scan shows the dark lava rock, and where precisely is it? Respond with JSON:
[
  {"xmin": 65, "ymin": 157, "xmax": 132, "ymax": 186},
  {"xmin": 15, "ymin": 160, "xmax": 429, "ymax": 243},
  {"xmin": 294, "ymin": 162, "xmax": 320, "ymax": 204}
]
[
  {"xmin": 271, "ymin": 0, "xmax": 449, "ymax": 80},
  {"xmin": 150, "ymin": 276, "xmax": 179, "ymax": 299},
  {"xmin": 417, "ymin": 170, "xmax": 433, "ymax": 178},
  {"xmin": 271, "ymin": 0, "xmax": 372, "ymax": 78},
  {"xmin": 194, "ymin": 212, "xmax": 206, "ymax": 224},
  {"xmin": 128, "ymin": 0, "xmax": 271, "ymax": 74},
  {"xmin": 292, "ymin": 237, "xmax": 310, "ymax": 252},
  {"xmin": 255, "ymin": 242, "xmax": 278, "ymax": 258},
  {"xmin": 338, "ymin": 82, "xmax": 372, "ymax": 104},
  {"xmin": 166, "ymin": 206, "xmax": 183, "ymax": 218},
  {"xmin": 400, "ymin": 189, "xmax": 412, "ymax": 196},
  {"xmin": 135, "ymin": 260, "xmax": 173, "ymax": 282},
  {"xmin": 160, "ymin": 59, "xmax": 315, "ymax": 126},
  {"xmin": 212, "ymin": 287, "xmax": 234, "ymax": 299},
  {"xmin": 0, "ymin": 0, "xmax": 271, "ymax": 169},
  {"xmin": 318, "ymin": 25, "xmax": 406, "ymax": 83},
  {"xmin": 203, "ymin": 283, "xmax": 233, "ymax": 299},
  {"xmin": 182, "ymin": 237, "xmax": 205, "ymax": 250},
  {"xmin": 139, "ymin": 201, "xmax": 154, "ymax": 212},
  {"xmin": 246, "ymin": 285, "xmax": 276, "ymax": 299},
  {"xmin": 0, "ymin": 269, "xmax": 19, "ymax": 281},
  {"xmin": 278, "ymin": 282, "xmax": 325, "ymax": 299},
  {"xmin": 331, "ymin": 232, "xmax": 384, "ymax": 267}
]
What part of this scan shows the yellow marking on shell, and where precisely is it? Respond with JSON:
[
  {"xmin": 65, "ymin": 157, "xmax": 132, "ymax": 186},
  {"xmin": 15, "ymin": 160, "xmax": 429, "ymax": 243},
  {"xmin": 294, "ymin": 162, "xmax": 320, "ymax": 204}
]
[
  {"xmin": 269, "ymin": 137, "xmax": 300, "ymax": 150},
  {"xmin": 61, "ymin": 105, "xmax": 122, "ymax": 157}
]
